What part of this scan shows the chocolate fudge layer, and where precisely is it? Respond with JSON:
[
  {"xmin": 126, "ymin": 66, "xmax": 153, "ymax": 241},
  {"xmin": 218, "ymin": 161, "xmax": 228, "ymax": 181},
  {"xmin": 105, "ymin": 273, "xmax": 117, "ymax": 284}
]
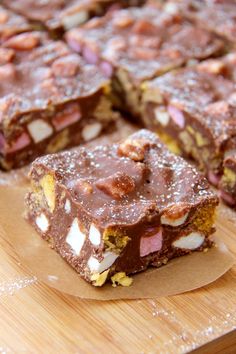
[
  {"xmin": 3, "ymin": 0, "xmax": 145, "ymax": 37},
  {"xmin": 0, "ymin": 32, "xmax": 117, "ymax": 170},
  {"xmin": 142, "ymin": 57, "xmax": 236, "ymax": 206},
  {"xmin": 166, "ymin": 0, "xmax": 236, "ymax": 44},
  {"xmin": 25, "ymin": 129, "xmax": 218, "ymax": 286},
  {"xmin": 0, "ymin": 5, "xmax": 33, "ymax": 44},
  {"xmin": 66, "ymin": 4, "xmax": 225, "ymax": 117}
]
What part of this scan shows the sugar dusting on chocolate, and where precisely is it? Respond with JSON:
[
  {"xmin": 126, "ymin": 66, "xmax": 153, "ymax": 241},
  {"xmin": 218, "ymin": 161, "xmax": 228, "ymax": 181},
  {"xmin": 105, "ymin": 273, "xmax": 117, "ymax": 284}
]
[{"xmin": 31, "ymin": 129, "xmax": 218, "ymax": 228}]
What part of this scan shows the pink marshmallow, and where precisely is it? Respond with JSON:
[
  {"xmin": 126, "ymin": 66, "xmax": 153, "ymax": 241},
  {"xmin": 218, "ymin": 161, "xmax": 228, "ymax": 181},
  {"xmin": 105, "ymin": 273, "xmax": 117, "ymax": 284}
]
[
  {"xmin": 52, "ymin": 104, "xmax": 81, "ymax": 131},
  {"xmin": 6, "ymin": 132, "xmax": 30, "ymax": 153},
  {"xmin": 140, "ymin": 228, "xmax": 163, "ymax": 257},
  {"xmin": 168, "ymin": 105, "xmax": 185, "ymax": 129},
  {"xmin": 220, "ymin": 190, "xmax": 236, "ymax": 206},
  {"xmin": 66, "ymin": 35, "xmax": 82, "ymax": 53},
  {"xmin": 82, "ymin": 46, "xmax": 98, "ymax": 64},
  {"xmin": 100, "ymin": 61, "xmax": 114, "ymax": 78},
  {"xmin": 207, "ymin": 170, "xmax": 221, "ymax": 186}
]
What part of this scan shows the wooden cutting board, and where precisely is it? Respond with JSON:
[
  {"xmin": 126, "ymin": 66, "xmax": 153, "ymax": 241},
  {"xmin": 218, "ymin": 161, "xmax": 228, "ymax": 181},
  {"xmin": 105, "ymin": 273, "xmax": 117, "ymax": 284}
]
[{"xmin": 0, "ymin": 202, "xmax": 235, "ymax": 353}]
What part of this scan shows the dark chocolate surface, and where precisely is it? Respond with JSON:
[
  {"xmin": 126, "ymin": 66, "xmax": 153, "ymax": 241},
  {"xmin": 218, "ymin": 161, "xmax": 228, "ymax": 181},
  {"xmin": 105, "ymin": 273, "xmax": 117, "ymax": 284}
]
[
  {"xmin": 169, "ymin": 0, "xmax": 236, "ymax": 43},
  {"xmin": 31, "ymin": 129, "xmax": 218, "ymax": 228},
  {"xmin": 0, "ymin": 5, "xmax": 32, "ymax": 43},
  {"xmin": 0, "ymin": 32, "xmax": 109, "ymax": 126},
  {"xmin": 66, "ymin": 4, "xmax": 224, "ymax": 83}
]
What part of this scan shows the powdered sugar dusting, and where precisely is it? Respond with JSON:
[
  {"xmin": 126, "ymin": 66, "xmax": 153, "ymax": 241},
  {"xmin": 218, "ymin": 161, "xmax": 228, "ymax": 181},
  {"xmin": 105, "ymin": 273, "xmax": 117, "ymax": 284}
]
[
  {"xmin": 0, "ymin": 276, "xmax": 37, "ymax": 297},
  {"xmin": 146, "ymin": 299, "xmax": 236, "ymax": 353}
]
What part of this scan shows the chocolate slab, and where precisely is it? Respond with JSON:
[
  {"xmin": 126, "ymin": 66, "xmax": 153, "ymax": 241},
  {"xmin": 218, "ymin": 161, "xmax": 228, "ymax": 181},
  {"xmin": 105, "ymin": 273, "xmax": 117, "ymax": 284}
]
[
  {"xmin": 66, "ymin": 3, "xmax": 225, "ymax": 116},
  {"xmin": 25, "ymin": 129, "xmax": 218, "ymax": 286},
  {"xmin": 142, "ymin": 56, "xmax": 236, "ymax": 206},
  {"xmin": 0, "ymin": 5, "xmax": 33, "ymax": 44},
  {"xmin": 166, "ymin": 0, "xmax": 236, "ymax": 44},
  {"xmin": 0, "ymin": 31, "xmax": 117, "ymax": 170},
  {"xmin": 2, "ymin": 0, "xmax": 146, "ymax": 37}
]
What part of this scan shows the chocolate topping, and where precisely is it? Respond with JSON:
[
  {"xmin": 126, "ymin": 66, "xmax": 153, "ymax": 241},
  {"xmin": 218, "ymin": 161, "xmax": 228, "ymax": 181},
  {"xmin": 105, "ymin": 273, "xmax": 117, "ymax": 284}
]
[
  {"xmin": 0, "ymin": 32, "xmax": 109, "ymax": 126},
  {"xmin": 66, "ymin": 4, "xmax": 224, "ymax": 83},
  {"xmin": 31, "ymin": 130, "xmax": 218, "ymax": 228}
]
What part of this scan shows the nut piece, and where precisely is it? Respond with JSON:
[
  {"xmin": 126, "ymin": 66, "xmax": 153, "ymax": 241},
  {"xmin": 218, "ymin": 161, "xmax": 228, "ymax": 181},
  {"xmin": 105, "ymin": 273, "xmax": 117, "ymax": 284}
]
[
  {"xmin": 62, "ymin": 11, "xmax": 89, "ymax": 30},
  {"xmin": 91, "ymin": 269, "xmax": 109, "ymax": 287},
  {"xmin": 52, "ymin": 54, "xmax": 80, "ymax": 77},
  {"xmin": 66, "ymin": 218, "xmax": 86, "ymax": 255},
  {"xmin": 28, "ymin": 119, "xmax": 53, "ymax": 143},
  {"xmin": 154, "ymin": 106, "xmax": 170, "ymax": 126},
  {"xmin": 87, "ymin": 251, "xmax": 118, "ymax": 273},
  {"xmin": 35, "ymin": 213, "xmax": 49, "ymax": 233},
  {"xmin": 40, "ymin": 174, "xmax": 55, "ymax": 213},
  {"xmin": 4, "ymin": 32, "xmax": 40, "ymax": 50},
  {"xmin": 111, "ymin": 272, "xmax": 133, "ymax": 287},
  {"xmin": 161, "ymin": 204, "xmax": 189, "ymax": 227},
  {"xmin": 118, "ymin": 137, "xmax": 152, "ymax": 162},
  {"xmin": 89, "ymin": 224, "xmax": 101, "ymax": 246},
  {"xmin": 172, "ymin": 232, "xmax": 205, "ymax": 250},
  {"xmin": 96, "ymin": 172, "xmax": 135, "ymax": 200},
  {"xmin": 82, "ymin": 122, "xmax": 102, "ymax": 141}
]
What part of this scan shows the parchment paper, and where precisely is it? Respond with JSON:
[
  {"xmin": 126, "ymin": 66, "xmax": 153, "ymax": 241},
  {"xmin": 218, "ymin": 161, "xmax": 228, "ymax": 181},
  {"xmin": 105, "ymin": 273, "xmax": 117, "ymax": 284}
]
[{"xmin": 0, "ymin": 186, "xmax": 234, "ymax": 300}]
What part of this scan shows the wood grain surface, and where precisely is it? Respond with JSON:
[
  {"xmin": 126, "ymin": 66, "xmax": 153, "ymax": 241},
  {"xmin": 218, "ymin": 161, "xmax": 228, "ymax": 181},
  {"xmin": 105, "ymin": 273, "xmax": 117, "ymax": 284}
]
[{"xmin": 0, "ymin": 202, "xmax": 235, "ymax": 354}]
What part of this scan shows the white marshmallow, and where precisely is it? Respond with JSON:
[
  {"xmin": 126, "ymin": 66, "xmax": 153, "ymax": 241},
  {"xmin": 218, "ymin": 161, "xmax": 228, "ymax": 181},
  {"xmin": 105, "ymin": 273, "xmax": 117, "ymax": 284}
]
[
  {"xmin": 154, "ymin": 107, "xmax": 170, "ymax": 126},
  {"xmin": 89, "ymin": 224, "xmax": 101, "ymax": 246},
  {"xmin": 172, "ymin": 232, "xmax": 205, "ymax": 250},
  {"xmin": 28, "ymin": 119, "xmax": 53, "ymax": 143},
  {"xmin": 62, "ymin": 11, "xmax": 89, "ymax": 30},
  {"xmin": 65, "ymin": 199, "xmax": 71, "ymax": 214},
  {"xmin": 161, "ymin": 212, "xmax": 189, "ymax": 227},
  {"xmin": 35, "ymin": 213, "xmax": 49, "ymax": 232},
  {"xmin": 66, "ymin": 218, "xmax": 86, "ymax": 255},
  {"xmin": 87, "ymin": 251, "xmax": 118, "ymax": 273},
  {"xmin": 82, "ymin": 122, "xmax": 102, "ymax": 141}
]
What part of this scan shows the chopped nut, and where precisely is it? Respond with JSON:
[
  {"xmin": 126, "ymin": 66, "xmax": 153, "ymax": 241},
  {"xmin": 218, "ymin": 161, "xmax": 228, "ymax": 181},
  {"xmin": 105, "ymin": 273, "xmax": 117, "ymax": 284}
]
[
  {"xmin": 91, "ymin": 270, "xmax": 109, "ymax": 287},
  {"xmin": 96, "ymin": 172, "xmax": 135, "ymax": 200},
  {"xmin": 75, "ymin": 179, "xmax": 93, "ymax": 194},
  {"xmin": 118, "ymin": 137, "xmax": 152, "ymax": 162},
  {"xmin": 40, "ymin": 174, "xmax": 55, "ymax": 213},
  {"xmin": 52, "ymin": 54, "xmax": 80, "ymax": 77},
  {"xmin": 113, "ymin": 13, "xmax": 134, "ymax": 28},
  {"xmin": 132, "ymin": 20, "xmax": 156, "ymax": 35},
  {"xmin": 4, "ymin": 32, "xmax": 40, "ymax": 50},
  {"xmin": 62, "ymin": 11, "xmax": 89, "ymax": 30},
  {"xmin": 161, "ymin": 203, "xmax": 189, "ymax": 227},
  {"xmin": 111, "ymin": 272, "xmax": 133, "ymax": 287},
  {"xmin": 198, "ymin": 59, "xmax": 226, "ymax": 75}
]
